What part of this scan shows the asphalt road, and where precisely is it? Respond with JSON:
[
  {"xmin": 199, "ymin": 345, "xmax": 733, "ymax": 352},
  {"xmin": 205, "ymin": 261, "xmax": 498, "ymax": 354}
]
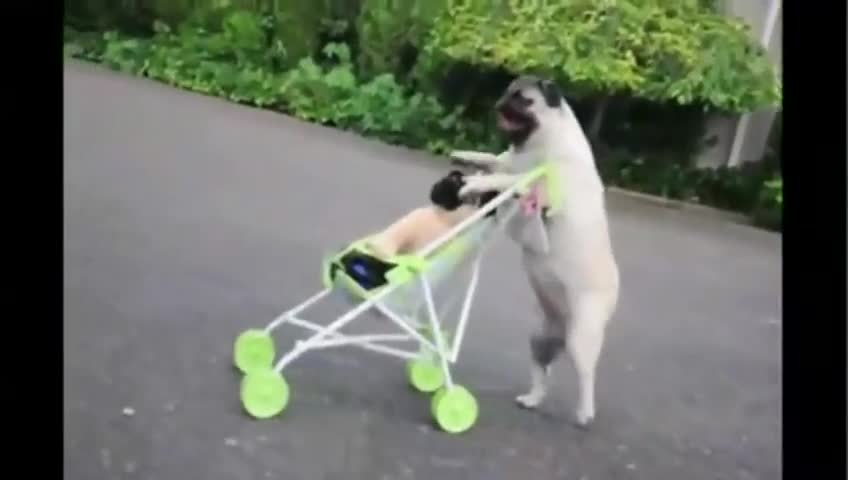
[{"xmin": 63, "ymin": 61, "xmax": 782, "ymax": 480}]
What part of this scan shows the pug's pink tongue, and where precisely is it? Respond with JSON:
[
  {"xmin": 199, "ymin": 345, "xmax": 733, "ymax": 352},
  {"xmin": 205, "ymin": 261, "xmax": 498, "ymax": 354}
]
[{"xmin": 498, "ymin": 113, "xmax": 520, "ymax": 131}]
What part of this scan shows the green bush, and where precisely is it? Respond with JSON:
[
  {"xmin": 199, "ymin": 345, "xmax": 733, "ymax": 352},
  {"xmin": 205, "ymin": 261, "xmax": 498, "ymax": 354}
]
[
  {"xmin": 424, "ymin": 0, "xmax": 782, "ymax": 110},
  {"xmin": 66, "ymin": 0, "xmax": 781, "ymax": 162},
  {"xmin": 420, "ymin": 0, "xmax": 781, "ymax": 141},
  {"xmin": 66, "ymin": 0, "xmax": 145, "ymax": 32},
  {"xmin": 600, "ymin": 148, "xmax": 779, "ymax": 212},
  {"xmin": 64, "ymin": 2, "xmax": 782, "ymax": 231},
  {"xmin": 751, "ymin": 116, "xmax": 782, "ymax": 230},
  {"xmin": 279, "ymin": 43, "xmax": 463, "ymax": 150},
  {"xmin": 596, "ymin": 99, "xmax": 715, "ymax": 164},
  {"xmin": 356, "ymin": 0, "xmax": 447, "ymax": 79},
  {"xmin": 751, "ymin": 175, "xmax": 781, "ymax": 231},
  {"xmin": 65, "ymin": 23, "xmax": 494, "ymax": 154},
  {"xmin": 66, "ymin": 0, "xmax": 198, "ymax": 33},
  {"xmin": 75, "ymin": 13, "xmax": 288, "ymax": 105},
  {"xmin": 64, "ymin": 26, "xmax": 108, "ymax": 60},
  {"xmin": 267, "ymin": 0, "xmax": 356, "ymax": 68},
  {"xmin": 67, "ymin": 0, "xmax": 355, "ymax": 70}
]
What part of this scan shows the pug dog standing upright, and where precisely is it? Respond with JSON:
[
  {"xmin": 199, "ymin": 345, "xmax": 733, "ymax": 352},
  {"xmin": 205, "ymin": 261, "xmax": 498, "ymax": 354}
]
[{"xmin": 452, "ymin": 76, "xmax": 620, "ymax": 427}]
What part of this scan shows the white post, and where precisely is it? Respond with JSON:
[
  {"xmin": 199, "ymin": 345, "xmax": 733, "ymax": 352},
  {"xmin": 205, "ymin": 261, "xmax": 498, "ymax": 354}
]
[{"xmin": 726, "ymin": 0, "xmax": 781, "ymax": 168}]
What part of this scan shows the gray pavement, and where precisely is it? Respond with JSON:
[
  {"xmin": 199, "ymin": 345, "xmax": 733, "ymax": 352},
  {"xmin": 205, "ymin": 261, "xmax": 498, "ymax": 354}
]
[{"xmin": 63, "ymin": 61, "xmax": 782, "ymax": 480}]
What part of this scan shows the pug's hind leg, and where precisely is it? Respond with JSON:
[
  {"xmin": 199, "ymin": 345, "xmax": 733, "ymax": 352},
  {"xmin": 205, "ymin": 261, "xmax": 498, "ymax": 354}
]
[{"xmin": 516, "ymin": 328, "xmax": 564, "ymax": 409}]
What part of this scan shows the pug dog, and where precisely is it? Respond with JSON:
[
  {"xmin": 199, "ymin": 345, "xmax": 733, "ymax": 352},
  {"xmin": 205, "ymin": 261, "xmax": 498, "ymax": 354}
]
[{"xmin": 451, "ymin": 76, "xmax": 620, "ymax": 428}]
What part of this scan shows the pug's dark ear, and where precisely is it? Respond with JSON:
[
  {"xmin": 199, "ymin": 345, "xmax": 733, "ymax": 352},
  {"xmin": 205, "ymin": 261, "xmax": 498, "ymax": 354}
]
[{"xmin": 538, "ymin": 79, "xmax": 562, "ymax": 108}]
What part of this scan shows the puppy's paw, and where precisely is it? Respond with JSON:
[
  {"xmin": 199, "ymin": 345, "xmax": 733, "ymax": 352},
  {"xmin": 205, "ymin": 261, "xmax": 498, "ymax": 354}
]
[{"xmin": 515, "ymin": 391, "xmax": 545, "ymax": 409}]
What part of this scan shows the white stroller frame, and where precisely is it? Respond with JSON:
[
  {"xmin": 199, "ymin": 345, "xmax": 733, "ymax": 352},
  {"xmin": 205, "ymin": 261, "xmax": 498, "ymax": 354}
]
[{"xmin": 236, "ymin": 166, "xmax": 553, "ymax": 432}]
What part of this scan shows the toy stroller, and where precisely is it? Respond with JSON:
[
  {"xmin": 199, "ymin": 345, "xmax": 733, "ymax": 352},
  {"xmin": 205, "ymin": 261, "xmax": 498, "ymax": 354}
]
[{"xmin": 232, "ymin": 163, "xmax": 556, "ymax": 434}]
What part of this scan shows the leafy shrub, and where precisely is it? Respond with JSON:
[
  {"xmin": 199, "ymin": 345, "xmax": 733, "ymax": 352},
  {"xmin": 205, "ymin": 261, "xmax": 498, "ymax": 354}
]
[
  {"xmin": 67, "ymin": 0, "xmax": 356, "ymax": 70},
  {"xmin": 750, "ymin": 175, "xmax": 781, "ymax": 231},
  {"xmin": 66, "ymin": 0, "xmax": 153, "ymax": 33},
  {"xmin": 762, "ymin": 176, "xmax": 783, "ymax": 207},
  {"xmin": 65, "ymin": 25, "xmax": 493, "ymax": 154},
  {"xmin": 266, "ymin": 0, "xmax": 356, "ymax": 67},
  {"xmin": 356, "ymin": 0, "xmax": 447, "ymax": 79},
  {"xmin": 424, "ymin": 0, "xmax": 781, "ymax": 109},
  {"xmin": 72, "ymin": 12, "xmax": 291, "ymax": 105},
  {"xmin": 64, "ymin": 26, "xmax": 108, "ymax": 60},
  {"xmin": 420, "ymin": 0, "xmax": 782, "ymax": 143},
  {"xmin": 64, "ymin": 5, "xmax": 781, "ymax": 231},
  {"xmin": 280, "ymin": 43, "xmax": 495, "ymax": 152},
  {"xmin": 67, "ymin": 0, "xmax": 781, "ymax": 166},
  {"xmin": 600, "ymin": 148, "xmax": 780, "ymax": 213},
  {"xmin": 751, "ymin": 117, "xmax": 782, "ymax": 230},
  {"xmin": 596, "ymin": 99, "xmax": 714, "ymax": 164}
]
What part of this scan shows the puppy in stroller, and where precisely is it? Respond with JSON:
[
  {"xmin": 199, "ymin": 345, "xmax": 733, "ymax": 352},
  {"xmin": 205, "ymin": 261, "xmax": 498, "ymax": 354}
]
[{"xmin": 333, "ymin": 170, "xmax": 500, "ymax": 293}]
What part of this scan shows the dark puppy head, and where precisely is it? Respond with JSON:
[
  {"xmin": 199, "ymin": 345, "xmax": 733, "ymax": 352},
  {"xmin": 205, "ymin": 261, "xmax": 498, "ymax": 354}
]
[
  {"xmin": 495, "ymin": 75, "xmax": 563, "ymax": 147},
  {"xmin": 430, "ymin": 171, "xmax": 500, "ymax": 217},
  {"xmin": 430, "ymin": 170, "xmax": 466, "ymax": 210}
]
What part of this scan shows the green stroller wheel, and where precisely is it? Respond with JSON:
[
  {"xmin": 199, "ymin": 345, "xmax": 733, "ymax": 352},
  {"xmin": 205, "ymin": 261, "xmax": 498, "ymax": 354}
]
[
  {"xmin": 431, "ymin": 385, "xmax": 479, "ymax": 434},
  {"xmin": 234, "ymin": 329, "xmax": 275, "ymax": 374},
  {"xmin": 240, "ymin": 369, "xmax": 290, "ymax": 419},
  {"xmin": 406, "ymin": 359, "xmax": 445, "ymax": 393},
  {"xmin": 431, "ymin": 387, "xmax": 448, "ymax": 418}
]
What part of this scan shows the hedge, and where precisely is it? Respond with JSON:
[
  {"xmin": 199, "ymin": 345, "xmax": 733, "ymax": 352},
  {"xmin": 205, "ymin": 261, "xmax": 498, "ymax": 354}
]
[{"xmin": 63, "ymin": 1, "xmax": 781, "ymax": 230}]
